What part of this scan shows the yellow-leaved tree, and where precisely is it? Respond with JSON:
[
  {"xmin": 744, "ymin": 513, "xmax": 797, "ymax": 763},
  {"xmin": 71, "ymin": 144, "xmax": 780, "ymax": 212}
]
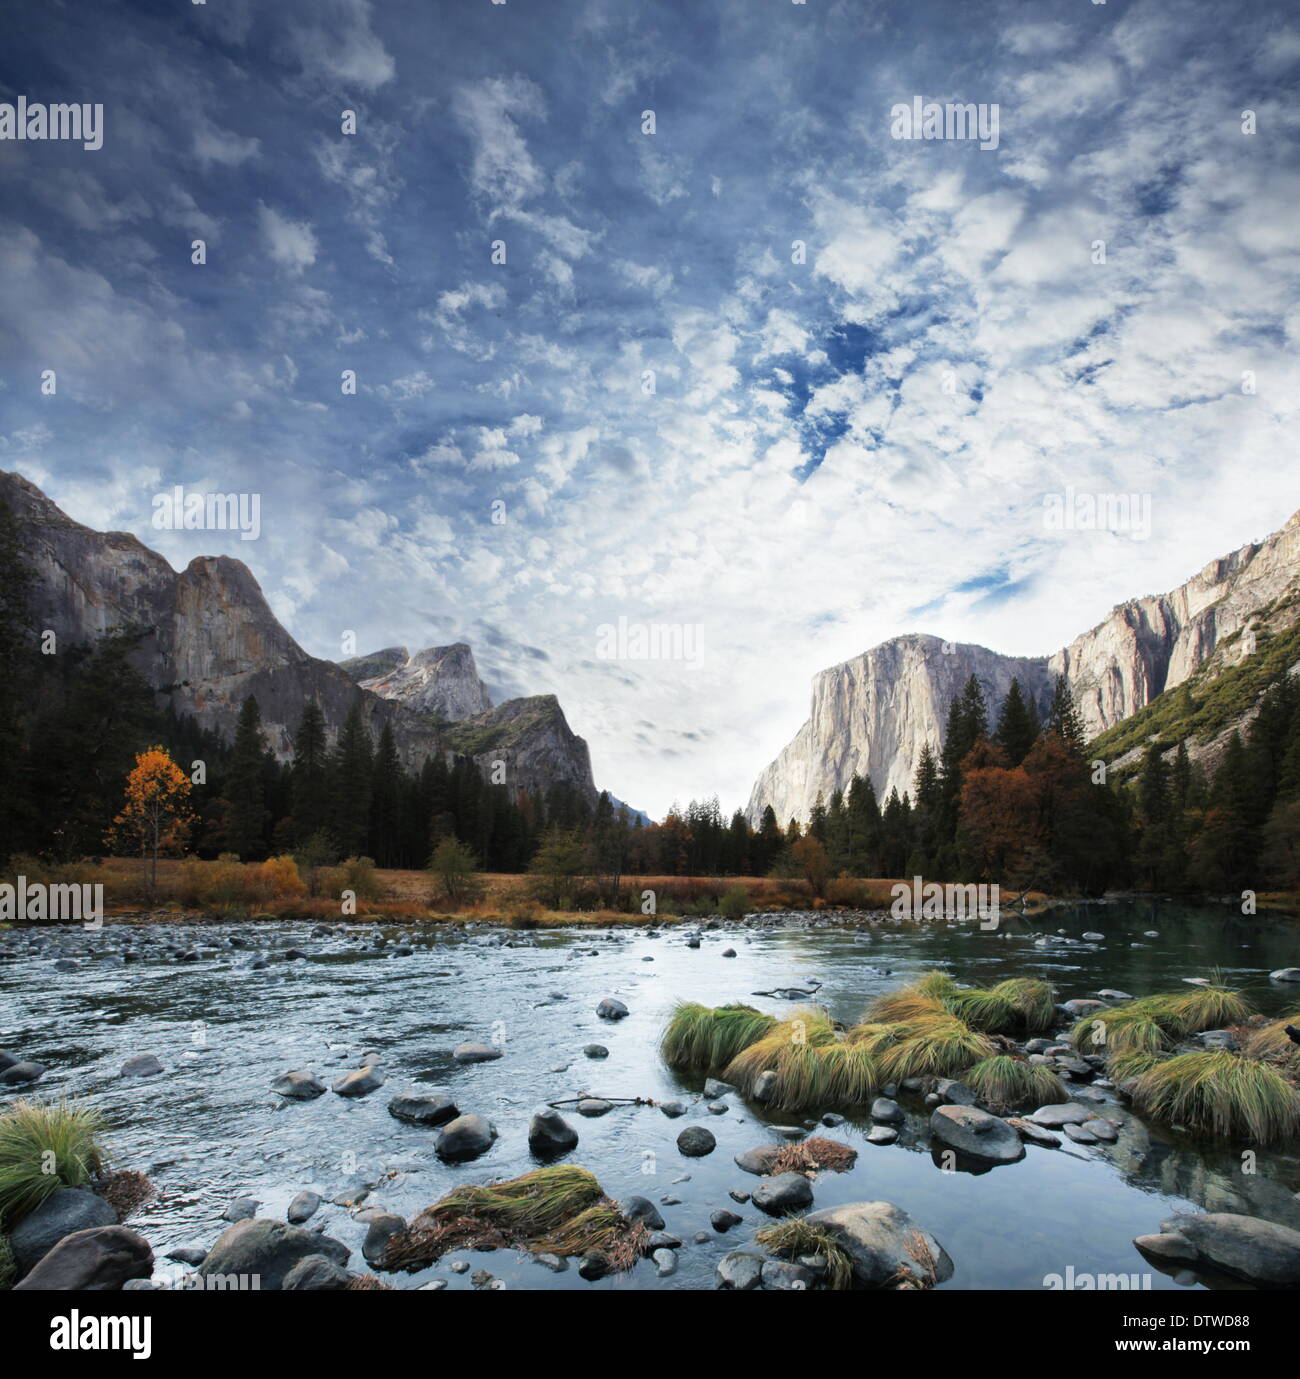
[{"xmin": 108, "ymin": 746, "xmax": 195, "ymax": 894}]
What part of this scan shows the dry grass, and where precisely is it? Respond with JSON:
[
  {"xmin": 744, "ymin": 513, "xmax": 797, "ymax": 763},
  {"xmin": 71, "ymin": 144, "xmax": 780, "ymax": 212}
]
[
  {"xmin": 95, "ymin": 1169, "xmax": 156, "ymax": 1221},
  {"xmin": 769, "ymin": 1136, "xmax": 859, "ymax": 1175},
  {"xmin": 755, "ymin": 1217, "xmax": 854, "ymax": 1289}
]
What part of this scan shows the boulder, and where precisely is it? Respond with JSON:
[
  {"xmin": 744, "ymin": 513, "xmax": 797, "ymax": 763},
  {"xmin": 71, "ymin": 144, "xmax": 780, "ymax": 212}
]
[
  {"xmin": 13, "ymin": 1225, "xmax": 152, "ymax": 1291},
  {"xmin": 452, "ymin": 1043, "xmax": 503, "ymax": 1063},
  {"xmin": 436, "ymin": 1113, "xmax": 498, "ymax": 1163},
  {"xmin": 11, "ymin": 1187, "xmax": 117, "ymax": 1274},
  {"xmin": 1269, "ymin": 968, "xmax": 1300, "ymax": 982},
  {"xmin": 703, "ymin": 1078, "xmax": 737, "ymax": 1100},
  {"xmin": 332, "ymin": 1066, "xmax": 385, "ymax": 1098},
  {"xmin": 597, "ymin": 998, "xmax": 629, "ymax": 1019},
  {"xmin": 362, "ymin": 1213, "xmax": 406, "ymax": 1266},
  {"xmin": 620, "ymin": 1196, "xmax": 665, "ymax": 1230},
  {"xmin": 751, "ymin": 1172, "xmax": 813, "ymax": 1215},
  {"xmin": 734, "ymin": 1144, "xmax": 783, "ymax": 1175},
  {"xmin": 802, "ymin": 1201, "xmax": 954, "ymax": 1288},
  {"xmin": 761, "ymin": 1259, "xmax": 814, "ymax": 1289},
  {"xmin": 751, "ymin": 1070, "xmax": 779, "ymax": 1104},
  {"xmin": 716, "ymin": 1251, "xmax": 764, "ymax": 1290},
  {"xmin": 676, "ymin": 1126, "xmax": 716, "ymax": 1157},
  {"xmin": 871, "ymin": 1097, "xmax": 904, "ymax": 1124},
  {"xmin": 1136, "ymin": 1212, "xmax": 1300, "ymax": 1287},
  {"xmin": 1030, "ymin": 1102, "xmax": 1096, "ymax": 1128},
  {"xmin": 0, "ymin": 1061, "xmax": 45, "ymax": 1086},
  {"xmin": 282, "ymin": 1254, "xmax": 351, "ymax": 1290},
  {"xmin": 198, "ymin": 1219, "xmax": 350, "ymax": 1290},
  {"xmin": 222, "ymin": 1197, "xmax": 259, "ymax": 1222},
  {"xmin": 388, "ymin": 1092, "xmax": 458, "ymax": 1126},
  {"xmin": 866, "ymin": 1126, "xmax": 898, "ymax": 1145},
  {"xmin": 1062, "ymin": 999, "xmax": 1107, "ymax": 1017},
  {"xmin": 120, "ymin": 1054, "xmax": 163, "ymax": 1078},
  {"xmin": 272, "ymin": 1070, "xmax": 326, "ymax": 1100},
  {"xmin": 929, "ymin": 1105, "xmax": 1024, "ymax": 1164},
  {"xmin": 1006, "ymin": 1117, "xmax": 1062, "ymax": 1148},
  {"xmin": 286, "ymin": 1191, "xmax": 321, "ymax": 1224},
  {"xmin": 933, "ymin": 1079, "xmax": 978, "ymax": 1107},
  {"xmin": 528, "ymin": 1107, "xmax": 579, "ymax": 1156},
  {"xmin": 576, "ymin": 1098, "xmax": 613, "ymax": 1117}
]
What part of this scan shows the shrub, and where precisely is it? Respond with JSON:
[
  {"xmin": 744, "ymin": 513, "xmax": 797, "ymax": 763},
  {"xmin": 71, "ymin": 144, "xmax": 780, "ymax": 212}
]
[
  {"xmin": 428, "ymin": 836, "xmax": 485, "ymax": 906},
  {"xmin": 1129, "ymin": 1049, "xmax": 1300, "ymax": 1142},
  {"xmin": 255, "ymin": 855, "xmax": 307, "ymax": 901},
  {"xmin": 718, "ymin": 885, "xmax": 750, "ymax": 921},
  {"xmin": 0, "ymin": 1100, "xmax": 105, "ymax": 1226},
  {"xmin": 326, "ymin": 856, "xmax": 384, "ymax": 905}
]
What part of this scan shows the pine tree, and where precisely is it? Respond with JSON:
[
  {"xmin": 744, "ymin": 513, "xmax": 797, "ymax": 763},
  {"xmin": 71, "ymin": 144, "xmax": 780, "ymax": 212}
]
[
  {"xmin": 369, "ymin": 722, "xmax": 403, "ymax": 866},
  {"xmin": 224, "ymin": 696, "xmax": 269, "ymax": 860},
  {"xmin": 330, "ymin": 701, "xmax": 373, "ymax": 857},
  {"xmin": 1047, "ymin": 675, "xmax": 1086, "ymax": 755},
  {"xmin": 290, "ymin": 702, "xmax": 330, "ymax": 844},
  {"xmin": 994, "ymin": 678, "xmax": 1038, "ymax": 766}
]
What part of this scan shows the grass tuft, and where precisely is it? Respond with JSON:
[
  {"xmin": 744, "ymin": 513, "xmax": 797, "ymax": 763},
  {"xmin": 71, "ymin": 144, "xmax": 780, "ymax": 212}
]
[
  {"xmin": 876, "ymin": 1014, "xmax": 996, "ymax": 1081},
  {"xmin": 755, "ymin": 1217, "xmax": 855, "ymax": 1290},
  {"xmin": 0, "ymin": 1100, "xmax": 106, "ymax": 1227},
  {"xmin": 1129, "ymin": 1049, "xmax": 1300, "ymax": 1142},
  {"xmin": 660, "ymin": 1002, "xmax": 777, "ymax": 1072},
  {"xmin": 964, "ymin": 1055, "xmax": 1066, "ymax": 1112}
]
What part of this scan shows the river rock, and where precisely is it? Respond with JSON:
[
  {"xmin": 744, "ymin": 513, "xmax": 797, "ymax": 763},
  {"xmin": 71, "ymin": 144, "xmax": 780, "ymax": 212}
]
[
  {"xmin": 388, "ymin": 1092, "xmax": 458, "ymax": 1126},
  {"xmin": 11, "ymin": 1187, "xmax": 117, "ymax": 1274},
  {"xmin": 332, "ymin": 1065, "xmax": 385, "ymax": 1098},
  {"xmin": 711, "ymin": 1209, "xmax": 744, "ymax": 1231},
  {"xmin": 1062, "ymin": 999, "xmax": 1107, "ymax": 1017},
  {"xmin": 930, "ymin": 1105, "xmax": 1025, "ymax": 1164},
  {"xmin": 287, "ymin": 1191, "xmax": 322, "ymax": 1224},
  {"xmin": 584, "ymin": 1045, "xmax": 609, "ymax": 1058},
  {"xmin": 762, "ymin": 1259, "xmax": 814, "ymax": 1289},
  {"xmin": 658, "ymin": 1100, "xmax": 687, "ymax": 1117},
  {"xmin": 222, "ymin": 1196, "xmax": 259, "ymax": 1222},
  {"xmin": 752, "ymin": 1172, "xmax": 813, "ymax": 1215},
  {"xmin": 0, "ymin": 1060, "xmax": 45, "ymax": 1086},
  {"xmin": 436, "ymin": 1113, "xmax": 498, "ymax": 1162},
  {"xmin": 677, "ymin": 1126, "xmax": 717, "ymax": 1157},
  {"xmin": 933, "ymin": 1078, "xmax": 978, "ymax": 1106},
  {"xmin": 1270, "ymin": 968, "xmax": 1300, "ymax": 982},
  {"xmin": 871, "ymin": 1097, "xmax": 904, "ymax": 1124},
  {"xmin": 751, "ymin": 1070, "xmax": 779, "ymax": 1104},
  {"xmin": 1030, "ymin": 1102, "xmax": 1095, "ymax": 1128},
  {"xmin": 529, "ymin": 1107, "xmax": 579, "ymax": 1155},
  {"xmin": 716, "ymin": 1251, "xmax": 764, "ymax": 1290},
  {"xmin": 13, "ymin": 1225, "xmax": 152, "ymax": 1291},
  {"xmin": 576, "ymin": 1098, "xmax": 613, "ymax": 1117},
  {"xmin": 120, "ymin": 1054, "xmax": 163, "ymax": 1078},
  {"xmin": 282, "ymin": 1254, "xmax": 351, "ymax": 1290},
  {"xmin": 734, "ymin": 1144, "xmax": 784, "ymax": 1175},
  {"xmin": 1097, "ymin": 989, "xmax": 1133, "ymax": 1000},
  {"xmin": 866, "ymin": 1126, "xmax": 898, "ymax": 1145},
  {"xmin": 703, "ymin": 1078, "xmax": 737, "ymax": 1099},
  {"xmin": 1135, "ymin": 1212, "xmax": 1300, "ymax": 1286},
  {"xmin": 1006, "ymin": 1117, "xmax": 1062, "ymax": 1148},
  {"xmin": 452, "ymin": 1043, "xmax": 503, "ymax": 1063},
  {"xmin": 620, "ymin": 1196, "xmax": 665, "ymax": 1230},
  {"xmin": 1081, "ymin": 1118, "xmax": 1118, "ymax": 1142},
  {"xmin": 597, "ymin": 998, "xmax": 629, "ymax": 1019},
  {"xmin": 362, "ymin": 1213, "xmax": 406, "ymax": 1266},
  {"xmin": 802, "ymin": 1201, "xmax": 954, "ymax": 1288},
  {"xmin": 198, "ymin": 1219, "xmax": 350, "ymax": 1290},
  {"xmin": 272, "ymin": 1070, "xmax": 326, "ymax": 1100}
]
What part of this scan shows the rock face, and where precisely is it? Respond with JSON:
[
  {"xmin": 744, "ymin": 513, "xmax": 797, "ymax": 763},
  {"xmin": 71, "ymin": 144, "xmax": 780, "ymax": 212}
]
[
  {"xmin": 0, "ymin": 470, "xmax": 598, "ymax": 804},
  {"xmin": 802, "ymin": 1201, "xmax": 954, "ymax": 1289},
  {"xmin": 748, "ymin": 511, "xmax": 1300, "ymax": 822},
  {"xmin": 350, "ymin": 643, "xmax": 491, "ymax": 722},
  {"xmin": 1135, "ymin": 1212, "xmax": 1300, "ymax": 1287}
]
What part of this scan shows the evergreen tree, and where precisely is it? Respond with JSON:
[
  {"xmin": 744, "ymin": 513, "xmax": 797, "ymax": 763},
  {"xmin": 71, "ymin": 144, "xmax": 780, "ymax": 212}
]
[
  {"xmin": 994, "ymin": 678, "xmax": 1039, "ymax": 766},
  {"xmin": 222, "ymin": 696, "xmax": 269, "ymax": 860},
  {"xmin": 369, "ymin": 722, "xmax": 403, "ymax": 866},
  {"xmin": 290, "ymin": 702, "xmax": 331, "ymax": 845},
  {"xmin": 330, "ymin": 701, "xmax": 373, "ymax": 857},
  {"xmin": 1047, "ymin": 675, "xmax": 1086, "ymax": 754}
]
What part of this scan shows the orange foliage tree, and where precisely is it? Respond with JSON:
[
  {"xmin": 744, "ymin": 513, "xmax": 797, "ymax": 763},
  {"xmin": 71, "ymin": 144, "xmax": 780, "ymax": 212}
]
[{"xmin": 108, "ymin": 746, "xmax": 196, "ymax": 892}]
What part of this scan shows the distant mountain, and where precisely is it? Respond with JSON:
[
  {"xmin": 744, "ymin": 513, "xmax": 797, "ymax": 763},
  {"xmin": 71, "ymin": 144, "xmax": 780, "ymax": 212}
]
[
  {"xmin": 748, "ymin": 510, "xmax": 1300, "ymax": 824},
  {"xmin": 2, "ymin": 471, "xmax": 597, "ymax": 804},
  {"xmin": 342, "ymin": 642, "xmax": 491, "ymax": 722}
]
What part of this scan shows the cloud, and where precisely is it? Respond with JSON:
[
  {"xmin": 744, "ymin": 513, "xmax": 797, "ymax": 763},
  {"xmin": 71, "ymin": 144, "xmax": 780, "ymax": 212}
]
[{"xmin": 257, "ymin": 203, "xmax": 318, "ymax": 275}]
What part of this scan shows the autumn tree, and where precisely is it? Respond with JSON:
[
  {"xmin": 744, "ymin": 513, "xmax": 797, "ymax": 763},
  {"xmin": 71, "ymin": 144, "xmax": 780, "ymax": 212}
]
[
  {"xmin": 109, "ymin": 746, "xmax": 195, "ymax": 893},
  {"xmin": 792, "ymin": 833, "xmax": 829, "ymax": 898}
]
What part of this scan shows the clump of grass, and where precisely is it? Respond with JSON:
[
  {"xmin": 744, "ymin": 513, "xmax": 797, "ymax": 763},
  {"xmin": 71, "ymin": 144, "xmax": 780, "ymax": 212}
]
[
  {"xmin": 382, "ymin": 1165, "xmax": 644, "ymax": 1273},
  {"xmin": 863, "ymin": 971, "xmax": 953, "ymax": 1023},
  {"xmin": 660, "ymin": 1002, "xmax": 777, "ymax": 1072},
  {"xmin": 0, "ymin": 1234, "xmax": 14, "ymax": 1290},
  {"xmin": 877, "ymin": 1014, "xmax": 996, "ymax": 1081},
  {"xmin": 964, "ymin": 1055, "xmax": 1066, "ymax": 1112},
  {"xmin": 1143, "ymin": 986, "xmax": 1251, "ymax": 1037},
  {"xmin": 0, "ymin": 1100, "xmax": 106, "ymax": 1227},
  {"xmin": 1070, "ymin": 1005, "xmax": 1171, "ymax": 1057},
  {"xmin": 755, "ymin": 1217, "xmax": 854, "ymax": 1290},
  {"xmin": 769, "ymin": 1136, "xmax": 858, "ymax": 1175},
  {"xmin": 942, "ymin": 988, "xmax": 1020, "ymax": 1033},
  {"xmin": 1241, "ymin": 1015, "xmax": 1300, "ymax": 1070},
  {"xmin": 1108, "ymin": 1050, "xmax": 1166, "ymax": 1083},
  {"xmin": 812, "ymin": 1043, "xmax": 879, "ymax": 1107},
  {"xmin": 345, "ymin": 1274, "xmax": 394, "ymax": 1290},
  {"xmin": 1129, "ymin": 1049, "xmax": 1300, "ymax": 1142},
  {"xmin": 724, "ymin": 1008, "xmax": 834, "ymax": 1092},
  {"xmin": 989, "ymin": 978, "xmax": 1057, "ymax": 1033}
]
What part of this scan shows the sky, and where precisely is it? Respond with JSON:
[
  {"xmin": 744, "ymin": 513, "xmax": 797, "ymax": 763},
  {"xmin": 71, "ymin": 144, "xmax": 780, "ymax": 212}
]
[{"xmin": 1, "ymin": 0, "xmax": 1298, "ymax": 821}]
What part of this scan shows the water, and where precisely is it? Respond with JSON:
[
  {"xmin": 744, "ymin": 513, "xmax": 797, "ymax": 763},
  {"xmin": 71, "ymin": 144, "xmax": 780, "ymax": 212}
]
[{"xmin": 4, "ymin": 900, "xmax": 1300, "ymax": 1291}]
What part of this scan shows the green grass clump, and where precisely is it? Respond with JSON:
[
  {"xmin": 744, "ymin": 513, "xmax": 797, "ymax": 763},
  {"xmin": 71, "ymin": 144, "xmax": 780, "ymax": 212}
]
[
  {"xmin": 1142, "ymin": 986, "xmax": 1251, "ymax": 1037},
  {"xmin": 720, "ymin": 1009, "xmax": 879, "ymax": 1111},
  {"xmin": 1242, "ymin": 1015, "xmax": 1300, "ymax": 1071},
  {"xmin": 862, "ymin": 972, "xmax": 953, "ymax": 1024},
  {"xmin": 989, "ymin": 978, "xmax": 1058, "ymax": 1033},
  {"xmin": 755, "ymin": 1217, "xmax": 854, "ymax": 1290},
  {"xmin": 813, "ymin": 1043, "xmax": 880, "ymax": 1107},
  {"xmin": 964, "ymin": 1055, "xmax": 1066, "ymax": 1111},
  {"xmin": 942, "ymin": 988, "xmax": 1020, "ymax": 1033},
  {"xmin": 1129, "ymin": 1050, "xmax": 1300, "ymax": 1142},
  {"xmin": 0, "ymin": 1100, "xmax": 106, "ymax": 1227},
  {"xmin": 660, "ymin": 1001, "xmax": 777, "ymax": 1072},
  {"xmin": 0, "ymin": 1234, "xmax": 14, "ymax": 1290},
  {"xmin": 383, "ymin": 1165, "xmax": 647, "ymax": 1271},
  {"xmin": 877, "ymin": 1014, "xmax": 996, "ymax": 1081},
  {"xmin": 1071, "ymin": 986, "xmax": 1251, "ymax": 1059},
  {"xmin": 1108, "ymin": 1050, "xmax": 1166, "ymax": 1083},
  {"xmin": 1070, "ymin": 1006, "xmax": 1172, "ymax": 1057}
]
